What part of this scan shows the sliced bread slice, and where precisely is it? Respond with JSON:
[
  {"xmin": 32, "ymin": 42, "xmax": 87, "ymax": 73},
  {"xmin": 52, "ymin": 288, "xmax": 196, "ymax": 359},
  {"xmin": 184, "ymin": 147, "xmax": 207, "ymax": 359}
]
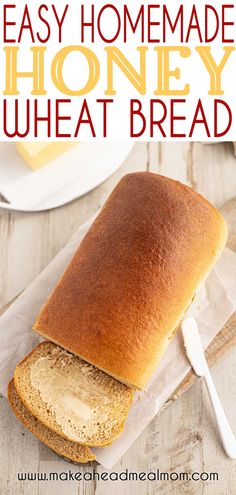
[
  {"xmin": 14, "ymin": 342, "xmax": 133, "ymax": 447},
  {"xmin": 8, "ymin": 379, "xmax": 95, "ymax": 463}
]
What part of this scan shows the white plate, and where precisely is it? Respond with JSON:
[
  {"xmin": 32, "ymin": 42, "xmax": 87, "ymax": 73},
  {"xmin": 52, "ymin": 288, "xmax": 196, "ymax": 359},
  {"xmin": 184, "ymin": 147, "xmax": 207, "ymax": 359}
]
[{"xmin": 0, "ymin": 142, "xmax": 133, "ymax": 212}]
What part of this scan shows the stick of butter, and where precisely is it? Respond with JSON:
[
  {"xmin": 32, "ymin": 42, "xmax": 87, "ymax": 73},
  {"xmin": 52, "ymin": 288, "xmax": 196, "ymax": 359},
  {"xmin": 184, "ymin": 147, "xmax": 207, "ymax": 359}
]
[{"xmin": 16, "ymin": 142, "xmax": 77, "ymax": 170}]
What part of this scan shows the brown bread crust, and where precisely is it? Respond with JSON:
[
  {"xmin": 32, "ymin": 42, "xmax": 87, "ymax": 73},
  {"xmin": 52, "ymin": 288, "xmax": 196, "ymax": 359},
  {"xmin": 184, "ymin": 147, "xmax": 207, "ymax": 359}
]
[{"xmin": 33, "ymin": 173, "xmax": 227, "ymax": 389}]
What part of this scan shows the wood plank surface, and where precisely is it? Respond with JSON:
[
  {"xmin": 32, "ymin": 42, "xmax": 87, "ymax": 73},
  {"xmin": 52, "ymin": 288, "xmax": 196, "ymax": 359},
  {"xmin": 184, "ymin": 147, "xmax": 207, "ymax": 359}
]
[{"xmin": 0, "ymin": 142, "xmax": 236, "ymax": 494}]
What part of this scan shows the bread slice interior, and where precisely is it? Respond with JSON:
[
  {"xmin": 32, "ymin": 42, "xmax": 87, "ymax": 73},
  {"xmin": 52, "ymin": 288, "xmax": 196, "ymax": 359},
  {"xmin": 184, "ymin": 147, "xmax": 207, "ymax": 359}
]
[
  {"xmin": 14, "ymin": 342, "xmax": 133, "ymax": 447},
  {"xmin": 8, "ymin": 379, "xmax": 96, "ymax": 463}
]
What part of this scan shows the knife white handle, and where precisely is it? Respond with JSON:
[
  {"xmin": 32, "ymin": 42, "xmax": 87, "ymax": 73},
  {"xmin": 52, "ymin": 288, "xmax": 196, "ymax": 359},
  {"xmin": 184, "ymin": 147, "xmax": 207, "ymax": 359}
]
[{"xmin": 204, "ymin": 369, "xmax": 236, "ymax": 459}]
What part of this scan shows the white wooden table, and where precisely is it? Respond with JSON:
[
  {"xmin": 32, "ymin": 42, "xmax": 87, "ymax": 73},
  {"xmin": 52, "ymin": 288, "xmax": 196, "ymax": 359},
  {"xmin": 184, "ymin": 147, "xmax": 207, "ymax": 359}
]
[{"xmin": 1, "ymin": 142, "xmax": 236, "ymax": 494}]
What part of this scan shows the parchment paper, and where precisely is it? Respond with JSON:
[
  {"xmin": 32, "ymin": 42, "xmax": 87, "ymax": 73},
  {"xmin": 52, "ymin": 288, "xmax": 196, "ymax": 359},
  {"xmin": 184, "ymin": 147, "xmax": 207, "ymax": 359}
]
[{"xmin": 0, "ymin": 213, "xmax": 236, "ymax": 469}]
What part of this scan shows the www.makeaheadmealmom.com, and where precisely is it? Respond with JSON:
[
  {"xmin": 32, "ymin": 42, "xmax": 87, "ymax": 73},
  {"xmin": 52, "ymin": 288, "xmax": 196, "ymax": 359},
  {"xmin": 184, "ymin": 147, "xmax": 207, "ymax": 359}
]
[{"xmin": 17, "ymin": 469, "xmax": 219, "ymax": 482}]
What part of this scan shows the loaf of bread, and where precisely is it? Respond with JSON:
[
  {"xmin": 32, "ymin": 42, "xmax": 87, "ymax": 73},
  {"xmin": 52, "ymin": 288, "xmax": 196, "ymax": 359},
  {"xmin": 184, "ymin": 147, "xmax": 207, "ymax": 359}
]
[
  {"xmin": 14, "ymin": 342, "xmax": 132, "ymax": 446},
  {"xmin": 8, "ymin": 380, "xmax": 96, "ymax": 463},
  {"xmin": 33, "ymin": 173, "xmax": 227, "ymax": 389}
]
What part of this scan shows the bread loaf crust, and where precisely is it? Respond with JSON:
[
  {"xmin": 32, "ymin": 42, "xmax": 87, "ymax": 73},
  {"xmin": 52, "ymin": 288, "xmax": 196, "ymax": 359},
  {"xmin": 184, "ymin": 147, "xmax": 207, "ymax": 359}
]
[{"xmin": 34, "ymin": 173, "xmax": 227, "ymax": 389}]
